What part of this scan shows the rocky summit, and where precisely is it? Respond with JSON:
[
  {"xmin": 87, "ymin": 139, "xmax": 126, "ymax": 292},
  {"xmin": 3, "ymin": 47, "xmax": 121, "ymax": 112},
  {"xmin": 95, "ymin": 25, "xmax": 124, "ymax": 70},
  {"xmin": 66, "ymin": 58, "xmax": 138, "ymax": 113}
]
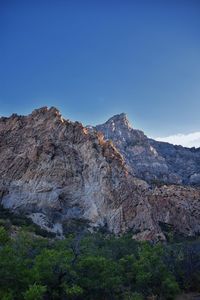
[
  {"xmin": 0, "ymin": 107, "xmax": 200, "ymax": 241},
  {"xmin": 95, "ymin": 113, "xmax": 200, "ymax": 186}
]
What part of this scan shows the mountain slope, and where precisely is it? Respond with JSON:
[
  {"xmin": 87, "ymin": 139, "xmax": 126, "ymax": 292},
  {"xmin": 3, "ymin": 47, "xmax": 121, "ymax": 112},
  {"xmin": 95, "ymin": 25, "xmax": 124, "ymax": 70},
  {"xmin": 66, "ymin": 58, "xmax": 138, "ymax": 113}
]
[
  {"xmin": 94, "ymin": 113, "xmax": 200, "ymax": 186},
  {"xmin": 0, "ymin": 107, "xmax": 200, "ymax": 241}
]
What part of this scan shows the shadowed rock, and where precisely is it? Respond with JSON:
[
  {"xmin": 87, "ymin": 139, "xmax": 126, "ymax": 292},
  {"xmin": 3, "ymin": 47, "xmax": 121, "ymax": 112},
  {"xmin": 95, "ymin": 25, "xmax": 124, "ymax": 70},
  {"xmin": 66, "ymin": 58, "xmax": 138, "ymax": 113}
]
[{"xmin": 94, "ymin": 113, "xmax": 200, "ymax": 186}]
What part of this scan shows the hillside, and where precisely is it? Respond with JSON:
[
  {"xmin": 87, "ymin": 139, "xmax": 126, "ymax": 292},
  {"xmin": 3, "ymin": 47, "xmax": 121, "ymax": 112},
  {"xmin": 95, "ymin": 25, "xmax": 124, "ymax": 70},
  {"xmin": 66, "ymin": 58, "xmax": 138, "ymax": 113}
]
[
  {"xmin": 0, "ymin": 107, "xmax": 200, "ymax": 241},
  {"xmin": 94, "ymin": 113, "xmax": 200, "ymax": 186}
]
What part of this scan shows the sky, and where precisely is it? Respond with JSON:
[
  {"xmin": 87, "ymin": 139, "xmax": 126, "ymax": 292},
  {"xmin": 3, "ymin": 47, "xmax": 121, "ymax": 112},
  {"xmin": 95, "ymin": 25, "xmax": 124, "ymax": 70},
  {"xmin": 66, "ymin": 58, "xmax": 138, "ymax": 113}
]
[{"xmin": 0, "ymin": 0, "xmax": 200, "ymax": 147}]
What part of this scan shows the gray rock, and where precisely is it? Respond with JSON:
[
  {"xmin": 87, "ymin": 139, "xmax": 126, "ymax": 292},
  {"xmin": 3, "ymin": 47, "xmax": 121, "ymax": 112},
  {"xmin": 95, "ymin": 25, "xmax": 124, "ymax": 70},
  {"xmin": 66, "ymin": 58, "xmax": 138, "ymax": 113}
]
[
  {"xmin": 93, "ymin": 113, "xmax": 200, "ymax": 186},
  {"xmin": 0, "ymin": 107, "xmax": 200, "ymax": 241}
]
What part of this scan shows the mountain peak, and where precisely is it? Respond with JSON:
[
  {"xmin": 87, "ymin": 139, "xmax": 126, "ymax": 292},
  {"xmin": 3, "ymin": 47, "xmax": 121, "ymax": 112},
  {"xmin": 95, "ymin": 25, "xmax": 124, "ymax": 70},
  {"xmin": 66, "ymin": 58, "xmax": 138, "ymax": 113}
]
[
  {"xmin": 1, "ymin": 107, "xmax": 200, "ymax": 242},
  {"xmin": 95, "ymin": 113, "xmax": 136, "ymax": 141},
  {"xmin": 31, "ymin": 106, "xmax": 61, "ymax": 117},
  {"xmin": 105, "ymin": 113, "xmax": 132, "ymax": 129}
]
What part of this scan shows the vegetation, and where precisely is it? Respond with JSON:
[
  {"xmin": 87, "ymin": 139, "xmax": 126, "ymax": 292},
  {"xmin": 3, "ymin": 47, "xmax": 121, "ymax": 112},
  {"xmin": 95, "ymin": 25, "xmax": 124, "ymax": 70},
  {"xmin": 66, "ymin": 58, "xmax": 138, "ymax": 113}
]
[{"xmin": 0, "ymin": 210, "xmax": 200, "ymax": 299}]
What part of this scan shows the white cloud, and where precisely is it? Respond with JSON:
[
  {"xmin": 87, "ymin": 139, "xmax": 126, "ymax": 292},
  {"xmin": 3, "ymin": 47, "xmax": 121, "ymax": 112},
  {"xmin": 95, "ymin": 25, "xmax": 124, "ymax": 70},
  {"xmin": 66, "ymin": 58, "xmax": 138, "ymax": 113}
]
[{"xmin": 154, "ymin": 131, "xmax": 200, "ymax": 148}]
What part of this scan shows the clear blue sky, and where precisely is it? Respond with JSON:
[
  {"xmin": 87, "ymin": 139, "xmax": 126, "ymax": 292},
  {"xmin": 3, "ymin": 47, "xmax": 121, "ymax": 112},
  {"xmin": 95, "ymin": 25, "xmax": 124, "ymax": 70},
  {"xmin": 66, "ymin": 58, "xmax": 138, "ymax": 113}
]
[{"xmin": 0, "ymin": 0, "xmax": 200, "ymax": 137}]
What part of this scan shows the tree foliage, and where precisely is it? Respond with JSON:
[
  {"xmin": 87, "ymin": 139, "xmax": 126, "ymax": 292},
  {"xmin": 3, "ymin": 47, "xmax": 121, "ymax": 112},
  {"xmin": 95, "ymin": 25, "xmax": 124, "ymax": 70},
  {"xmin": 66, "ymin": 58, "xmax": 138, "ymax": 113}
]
[{"xmin": 0, "ymin": 223, "xmax": 199, "ymax": 300}]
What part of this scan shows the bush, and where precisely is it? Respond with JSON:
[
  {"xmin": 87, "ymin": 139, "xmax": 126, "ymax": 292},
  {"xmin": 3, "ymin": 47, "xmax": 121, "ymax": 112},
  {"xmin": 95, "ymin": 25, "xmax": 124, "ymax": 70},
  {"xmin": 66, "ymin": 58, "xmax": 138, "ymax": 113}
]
[
  {"xmin": 23, "ymin": 284, "xmax": 46, "ymax": 300},
  {"xmin": 161, "ymin": 276, "xmax": 180, "ymax": 299},
  {"xmin": 0, "ymin": 225, "xmax": 196, "ymax": 300},
  {"xmin": 0, "ymin": 226, "xmax": 10, "ymax": 244}
]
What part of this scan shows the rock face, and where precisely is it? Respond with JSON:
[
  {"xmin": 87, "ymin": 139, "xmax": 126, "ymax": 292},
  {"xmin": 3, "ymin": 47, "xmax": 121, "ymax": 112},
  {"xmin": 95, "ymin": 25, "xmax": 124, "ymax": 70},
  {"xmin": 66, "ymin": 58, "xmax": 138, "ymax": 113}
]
[
  {"xmin": 0, "ymin": 107, "xmax": 200, "ymax": 241},
  {"xmin": 95, "ymin": 113, "xmax": 200, "ymax": 186}
]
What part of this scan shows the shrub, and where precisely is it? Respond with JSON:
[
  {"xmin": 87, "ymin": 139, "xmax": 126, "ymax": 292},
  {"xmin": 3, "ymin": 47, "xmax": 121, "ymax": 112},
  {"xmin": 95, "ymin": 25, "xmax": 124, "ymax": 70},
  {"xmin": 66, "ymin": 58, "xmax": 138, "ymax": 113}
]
[{"xmin": 23, "ymin": 284, "xmax": 46, "ymax": 300}]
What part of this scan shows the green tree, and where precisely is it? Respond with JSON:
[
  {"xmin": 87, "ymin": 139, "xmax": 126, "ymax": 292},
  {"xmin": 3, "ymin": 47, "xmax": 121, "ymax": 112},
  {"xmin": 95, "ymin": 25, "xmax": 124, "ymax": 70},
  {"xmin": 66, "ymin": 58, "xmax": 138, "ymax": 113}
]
[
  {"xmin": 0, "ymin": 245, "xmax": 30, "ymax": 298},
  {"xmin": 134, "ymin": 243, "xmax": 179, "ymax": 299},
  {"xmin": 124, "ymin": 291, "xmax": 144, "ymax": 300},
  {"xmin": 32, "ymin": 248, "xmax": 76, "ymax": 299},
  {"xmin": 61, "ymin": 283, "xmax": 83, "ymax": 299},
  {"xmin": 0, "ymin": 226, "xmax": 10, "ymax": 244},
  {"xmin": 119, "ymin": 254, "xmax": 137, "ymax": 294},
  {"xmin": 0, "ymin": 290, "xmax": 13, "ymax": 300},
  {"xmin": 161, "ymin": 276, "xmax": 180, "ymax": 300},
  {"xmin": 23, "ymin": 284, "xmax": 46, "ymax": 300},
  {"xmin": 77, "ymin": 255, "xmax": 122, "ymax": 300}
]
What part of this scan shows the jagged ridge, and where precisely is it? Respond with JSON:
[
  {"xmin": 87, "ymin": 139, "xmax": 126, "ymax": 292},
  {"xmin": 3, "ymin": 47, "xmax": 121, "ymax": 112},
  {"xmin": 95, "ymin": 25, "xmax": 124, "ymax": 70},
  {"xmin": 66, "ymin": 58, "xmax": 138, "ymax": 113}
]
[
  {"xmin": 0, "ymin": 107, "xmax": 200, "ymax": 241},
  {"xmin": 94, "ymin": 113, "xmax": 200, "ymax": 186}
]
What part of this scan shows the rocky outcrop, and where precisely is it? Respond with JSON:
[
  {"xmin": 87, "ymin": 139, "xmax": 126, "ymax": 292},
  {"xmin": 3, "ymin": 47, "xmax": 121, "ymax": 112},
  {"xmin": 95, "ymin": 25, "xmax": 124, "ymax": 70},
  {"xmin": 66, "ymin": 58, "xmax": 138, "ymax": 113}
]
[
  {"xmin": 0, "ymin": 107, "xmax": 200, "ymax": 241},
  {"xmin": 94, "ymin": 113, "xmax": 200, "ymax": 186}
]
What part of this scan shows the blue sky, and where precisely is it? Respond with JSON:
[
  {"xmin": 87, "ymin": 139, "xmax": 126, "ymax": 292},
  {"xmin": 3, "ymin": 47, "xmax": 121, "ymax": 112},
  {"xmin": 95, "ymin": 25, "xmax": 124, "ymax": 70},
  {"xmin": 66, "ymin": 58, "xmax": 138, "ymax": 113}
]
[{"xmin": 0, "ymin": 0, "xmax": 200, "ymax": 144}]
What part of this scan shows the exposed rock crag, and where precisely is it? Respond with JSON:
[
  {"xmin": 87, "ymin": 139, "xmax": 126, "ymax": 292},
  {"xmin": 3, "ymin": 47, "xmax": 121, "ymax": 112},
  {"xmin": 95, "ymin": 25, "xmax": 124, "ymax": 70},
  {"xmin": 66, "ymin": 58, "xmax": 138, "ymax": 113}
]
[
  {"xmin": 0, "ymin": 107, "xmax": 200, "ymax": 241},
  {"xmin": 95, "ymin": 113, "xmax": 200, "ymax": 186}
]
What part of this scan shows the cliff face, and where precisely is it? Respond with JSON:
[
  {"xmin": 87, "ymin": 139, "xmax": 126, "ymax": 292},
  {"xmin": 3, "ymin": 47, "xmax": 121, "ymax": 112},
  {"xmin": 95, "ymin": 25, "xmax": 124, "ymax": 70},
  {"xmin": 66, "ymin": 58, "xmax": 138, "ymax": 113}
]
[
  {"xmin": 95, "ymin": 113, "xmax": 200, "ymax": 186},
  {"xmin": 0, "ymin": 107, "xmax": 145, "ymax": 236},
  {"xmin": 0, "ymin": 107, "xmax": 200, "ymax": 241}
]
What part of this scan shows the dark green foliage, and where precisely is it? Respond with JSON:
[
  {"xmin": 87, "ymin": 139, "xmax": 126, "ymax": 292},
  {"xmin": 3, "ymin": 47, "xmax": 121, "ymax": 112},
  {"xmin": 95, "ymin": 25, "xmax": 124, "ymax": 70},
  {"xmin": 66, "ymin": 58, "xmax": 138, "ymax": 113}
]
[
  {"xmin": 0, "ymin": 226, "xmax": 10, "ymax": 244},
  {"xmin": 164, "ymin": 240, "xmax": 200, "ymax": 292},
  {"xmin": 23, "ymin": 284, "xmax": 47, "ymax": 300},
  {"xmin": 76, "ymin": 256, "xmax": 121, "ymax": 299},
  {"xmin": 0, "ymin": 216, "xmax": 200, "ymax": 300},
  {"xmin": 62, "ymin": 218, "xmax": 89, "ymax": 235},
  {"xmin": 133, "ymin": 243, "xmax": 180, "ymax": 298}
]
